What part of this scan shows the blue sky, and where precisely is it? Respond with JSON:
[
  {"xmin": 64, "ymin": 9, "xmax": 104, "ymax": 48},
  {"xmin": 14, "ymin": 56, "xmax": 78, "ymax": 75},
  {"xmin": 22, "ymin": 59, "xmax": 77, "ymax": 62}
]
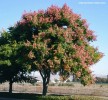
[{"xmin": 0, "ymin": 0, "xmax": 108, "ymax": 76}]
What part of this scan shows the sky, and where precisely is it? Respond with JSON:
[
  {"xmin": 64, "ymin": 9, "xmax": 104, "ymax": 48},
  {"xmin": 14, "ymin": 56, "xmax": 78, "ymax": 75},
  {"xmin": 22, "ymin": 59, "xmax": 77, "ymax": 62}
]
[{"xmin": 0, "ymin": 0, "xmax": 108, "ymax": 76}]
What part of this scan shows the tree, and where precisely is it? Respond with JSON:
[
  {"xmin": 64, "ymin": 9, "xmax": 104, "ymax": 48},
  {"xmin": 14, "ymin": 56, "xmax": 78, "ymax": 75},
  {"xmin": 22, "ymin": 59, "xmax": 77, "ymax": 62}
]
[
  {"xmin": 0, "ymin": 31, "xmax": 35, "ymax": 93},
  {"xmin": 95, "ymin": 77, "xmax": 108, "ymax": 83},
  {"xmin": 66, "ymin": 79, "xmax": 71, "ymax": 83},
  {"xmin": 54, "ymin": 78, "xmax": 59, "ymax": 83},
  {"xmin": 6, "ymin": 4, "xmax": 103, "ymax": 95}
]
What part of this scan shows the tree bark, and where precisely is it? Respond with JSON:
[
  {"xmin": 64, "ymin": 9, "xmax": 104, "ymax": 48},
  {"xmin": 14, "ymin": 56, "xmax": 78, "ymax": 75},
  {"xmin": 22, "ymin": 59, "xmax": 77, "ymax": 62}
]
[
  {"xmin": 9, "ymin": 80, "xmax": 13, "ymax": 94},
  {"xmin": 39, "ymin": 69, "xmax": 50, "ymax": 96},
  {"xmin": 42, "ymin": 78, "xmax": 48, "ymax": 96},
  {"xmin": 73, "ymin": 74, "xmax": 76, "ymax": 82}
]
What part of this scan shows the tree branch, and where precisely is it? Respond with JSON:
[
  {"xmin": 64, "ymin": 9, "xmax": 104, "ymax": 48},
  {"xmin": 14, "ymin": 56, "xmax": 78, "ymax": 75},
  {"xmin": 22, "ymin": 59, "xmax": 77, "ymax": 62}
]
[{"xmin": 39, "ymin": 70, "xmax": 44, "ymax": 79}]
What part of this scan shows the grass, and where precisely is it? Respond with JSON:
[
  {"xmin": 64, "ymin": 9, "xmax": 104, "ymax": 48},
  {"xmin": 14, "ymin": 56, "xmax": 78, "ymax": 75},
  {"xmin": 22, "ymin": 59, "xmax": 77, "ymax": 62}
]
[
  {"xmin": 0, "ymin": 82, "xmax": 108, "ymax": 99},
  {"xmin": 0, "ymin": 92, "xmax": 107, "ymax": 100}
]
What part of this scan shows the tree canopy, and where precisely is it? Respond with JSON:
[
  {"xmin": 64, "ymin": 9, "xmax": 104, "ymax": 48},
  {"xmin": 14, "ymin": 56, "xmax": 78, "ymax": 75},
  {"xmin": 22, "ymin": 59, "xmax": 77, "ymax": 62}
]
[
  {"xmin": 0, "ymin": 4, "xmax": 103, "ymax": 95},
  {"xmin": 0, "ymin": 31, "xmax": 35, "ymax": 93}
]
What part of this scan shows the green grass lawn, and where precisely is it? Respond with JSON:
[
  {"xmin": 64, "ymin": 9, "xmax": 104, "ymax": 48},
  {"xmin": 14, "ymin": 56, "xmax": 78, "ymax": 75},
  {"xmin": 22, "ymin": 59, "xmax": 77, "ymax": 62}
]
[{"xmin": 0, "ymin": 92, "xmax": 107, "ymax": 100}]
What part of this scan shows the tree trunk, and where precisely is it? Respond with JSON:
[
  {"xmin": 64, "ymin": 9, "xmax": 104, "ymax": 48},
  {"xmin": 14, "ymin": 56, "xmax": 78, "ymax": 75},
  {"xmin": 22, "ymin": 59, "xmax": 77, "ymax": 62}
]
[
  {"xmin": 39, "ymin": 69, "xmax": 50, "ymax": 96},
  {"xmin": 9, "ymin": 80, "xmax": 13, "ymax": 94},
  {"xmin": 73, "ymin": 74, "xmax": 76, "ymax": 82},
  {"xmin": 42, "ymin": 78, "xmax": 48, "ymax": 96}
]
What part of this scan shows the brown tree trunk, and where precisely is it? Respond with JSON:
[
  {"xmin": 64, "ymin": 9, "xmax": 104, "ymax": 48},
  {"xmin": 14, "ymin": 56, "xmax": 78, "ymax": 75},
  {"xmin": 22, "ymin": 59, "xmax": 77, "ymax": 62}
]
[
  {"xmin": 42, "ymin": 78, "xmax": 48, "ymax": 96},
  {"xmin": 39, "ymin": 69, "xmax": 50, "ymax": 96},
  {"xmin": 9, "ymin": 80, "xmax": 13, "ymax": 94}
]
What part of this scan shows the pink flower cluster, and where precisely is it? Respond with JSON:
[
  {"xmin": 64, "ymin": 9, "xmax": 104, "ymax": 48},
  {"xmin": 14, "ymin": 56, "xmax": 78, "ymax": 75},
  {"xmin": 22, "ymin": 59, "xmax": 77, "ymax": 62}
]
[{"xmin": 19, "ymin": 4, "xmax": 103, "ymax": 85}]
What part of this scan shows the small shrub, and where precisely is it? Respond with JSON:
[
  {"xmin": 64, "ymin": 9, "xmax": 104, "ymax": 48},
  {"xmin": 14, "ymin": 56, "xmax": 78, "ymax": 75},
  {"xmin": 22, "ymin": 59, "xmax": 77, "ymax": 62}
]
[
  {"xmin": 58, "ymin": 82, "xmax": 74, "ymax": 87},
  {"xmin": 49, "ymin": 83, "xmax": 55, "ymax": 86}
]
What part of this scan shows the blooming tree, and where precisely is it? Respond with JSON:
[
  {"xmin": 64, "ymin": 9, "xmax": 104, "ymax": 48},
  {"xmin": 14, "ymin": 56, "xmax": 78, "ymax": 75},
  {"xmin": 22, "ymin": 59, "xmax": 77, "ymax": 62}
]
[{"xmin": 8, "ymin": 4, "xmax": 103, "ymax": 95}]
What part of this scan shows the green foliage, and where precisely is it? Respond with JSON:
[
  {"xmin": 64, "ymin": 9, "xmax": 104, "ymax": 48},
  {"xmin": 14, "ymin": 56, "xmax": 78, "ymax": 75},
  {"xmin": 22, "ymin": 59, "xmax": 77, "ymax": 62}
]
[
  {"xmin": 0, "ymin": 33, "xmax": 36, "ymax": 93},
  {"xmin": 0, "ymin": 42, "xmax": 27, "ymax": 83},
  {"xmin": 0, "ymin": 31, "xmax": 11, "ymax": 45},
  {"xmin": 0, "ymin": 4, "xmax": 103, "ymax": 95}
]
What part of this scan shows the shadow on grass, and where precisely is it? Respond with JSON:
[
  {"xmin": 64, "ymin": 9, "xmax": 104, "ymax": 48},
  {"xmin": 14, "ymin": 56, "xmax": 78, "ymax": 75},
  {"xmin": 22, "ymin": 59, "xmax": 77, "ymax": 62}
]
[
  {"xmin": 0, "ymin": 92, "xmax": 42, "ymax": 99},
  {"xmin": 0, "ymin": 92, "xmax": 71, "ymax": 100},
  {"xmin": 0, "ymin": 92, "xmax": 105, "ymax": 100}
]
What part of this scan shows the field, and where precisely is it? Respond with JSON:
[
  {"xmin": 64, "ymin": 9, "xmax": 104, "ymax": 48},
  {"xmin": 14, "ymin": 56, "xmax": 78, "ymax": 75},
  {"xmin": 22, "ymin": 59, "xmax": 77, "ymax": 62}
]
[{"xmin": 0, "ymin": 82, "xmax": 108, "ymax": 99}]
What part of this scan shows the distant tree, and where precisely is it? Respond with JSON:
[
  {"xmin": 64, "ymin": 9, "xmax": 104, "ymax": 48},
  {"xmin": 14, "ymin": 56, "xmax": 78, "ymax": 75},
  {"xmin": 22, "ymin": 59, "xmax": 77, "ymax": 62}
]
[
  {"xmin": 66, "ymin": 79, "xmax": 71, "ymax": 82},
  {"xmin": 72, "ymin": 74, "xmax": 76, "ymax": 82},
  {"xmin": 4, "ymin": 4, "xmax": 103, "ymax": 95},
  {"xmin": 96, "ymin": 77, "xmax": 108, "ymax": 83},
  {"xmin": 107, "ymin": 75, "xmax": 108, "ymax": 83},
  {"xmin": 54, "ymin": 78, "xmax": 59, "ymax": 83}
]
